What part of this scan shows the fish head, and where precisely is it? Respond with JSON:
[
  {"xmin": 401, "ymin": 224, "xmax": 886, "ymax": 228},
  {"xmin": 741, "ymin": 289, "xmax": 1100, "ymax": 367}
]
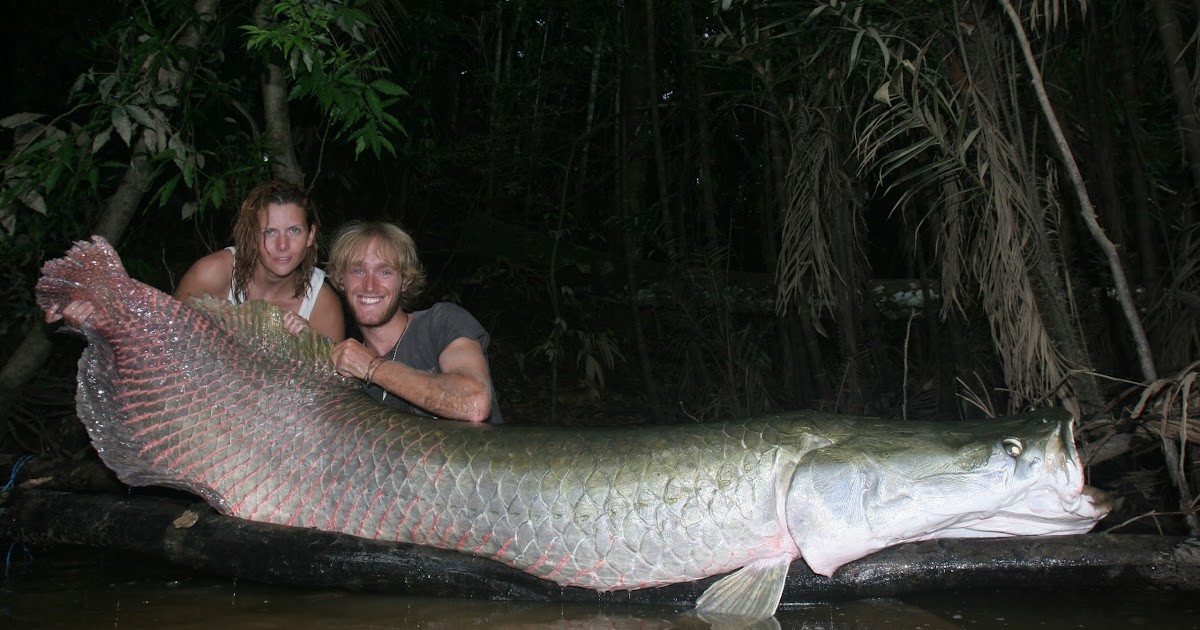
[{"xmin": 785, "ymin": 410, "xmax": 1113, "ymax": 576}]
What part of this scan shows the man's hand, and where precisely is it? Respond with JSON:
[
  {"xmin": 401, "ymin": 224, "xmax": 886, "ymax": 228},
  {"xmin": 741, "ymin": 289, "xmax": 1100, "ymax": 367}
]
[{"xmin": 330, "ymin": 338, "xmax": 379, "ymax": 381}]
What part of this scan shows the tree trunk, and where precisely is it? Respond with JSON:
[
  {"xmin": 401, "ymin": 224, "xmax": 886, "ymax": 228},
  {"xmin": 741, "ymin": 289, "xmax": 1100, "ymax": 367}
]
[
  {"xmin": 618, "ymin": 0, "xmax": 660, "ymax": 407},
  {"xmin": 680, "ymin": 0, "xmax": 720, "ymax": 252},
  {"xmin": 764, "ymin": 110, "xmax": 830, "ymax": 404},
  {"xmin": 1081, "ymin": 14, "xmax": 1125, "ymax": 257},
  {"xmin": 1116, "ymin": 8, "xmax": 1158, "ymax": 287},
  {"xmin": 483, "ymin": 2, "xmax": 506, "ymax": 209},
  {"xmin": 254, "ymin": 0, "xmax": 304, "ymax": 185},
  {"xmin": 1150, "ymin": 0, "xmax": 1200, "ymax": 202},
  {"xmin": 575, "ymin": 22, "xmax": 605, "ymax": 213},
  {"xmin": 645, "ymin": 0, "xmax": 676, "ymax": 261}
]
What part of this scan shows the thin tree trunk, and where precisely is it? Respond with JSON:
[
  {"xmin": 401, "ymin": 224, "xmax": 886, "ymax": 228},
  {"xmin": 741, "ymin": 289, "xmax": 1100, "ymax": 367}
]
[
  {"xmin": 524, "ymin": 9, "xmax": 550, "ymax": 214},
  {"xmin": 680, "ymin": 0, "xmax": 720, "ymax": 251},
  {"xmin": 619, "ymin": 0, "xmax": 660, "ymax": 407},
  {"xmin": 1116, "ymin": 9, "xmax": 1158, "ymax": 286},
  {"xmin": 1081, "ymin": 17, "xmax": 1125, "ymax": 256},
  {"xmin": 576, "ymin": 22, "xmax": 605, "ymax": 208},
  {"xmin": 1000, "ymin": 0, "xmax": 1157, "ymax": 384},
  {"xmin": 254, "ymin": 0, "xmax": 303, "ymax": 185},
  {"xmin": 483, "ymin": 3, "xmax": 505, "ymax": 207},
  {"xmin": 1150, "ymin": 0, "xmax": 1200, "ymax": 201},
  {"xmin": 645, "ymin": 0, "xmax": 676, "ymax": 260}
]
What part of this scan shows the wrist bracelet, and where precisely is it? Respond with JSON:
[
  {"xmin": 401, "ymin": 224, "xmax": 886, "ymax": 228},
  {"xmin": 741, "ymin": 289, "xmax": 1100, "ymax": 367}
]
[{"xmin": 364, "ymin": 357, "xmax": 386, "ymax": 385}]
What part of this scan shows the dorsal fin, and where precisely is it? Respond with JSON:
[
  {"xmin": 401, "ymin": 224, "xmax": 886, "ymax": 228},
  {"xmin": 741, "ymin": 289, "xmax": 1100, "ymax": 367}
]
[{"xmin": 185, "ymin": 295, "xmax": 339, "ymax": 375}]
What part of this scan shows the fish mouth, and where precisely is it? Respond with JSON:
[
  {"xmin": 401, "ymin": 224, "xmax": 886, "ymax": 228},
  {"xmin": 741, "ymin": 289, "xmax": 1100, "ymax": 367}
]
[
  {"xmin": 1021, "ymin": 486, "xmax": 1113, "ymax": 531},
  {"xmin": 1061, "ymin": 420, "xmax": 1114, "ymax": 516},
  {"xmin": 1033, "ymin": 419, "xmax": 1113, "ymax": 523},
  {"xmin": 1078, "ymin": 485, "xmax": 1114, "ymax": 517}
]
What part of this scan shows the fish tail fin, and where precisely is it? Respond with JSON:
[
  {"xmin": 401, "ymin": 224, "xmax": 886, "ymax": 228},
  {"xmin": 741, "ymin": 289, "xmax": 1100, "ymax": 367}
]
[{"xmin": 36, "ymin": 236, "xmax": 130, "ymax": 315}]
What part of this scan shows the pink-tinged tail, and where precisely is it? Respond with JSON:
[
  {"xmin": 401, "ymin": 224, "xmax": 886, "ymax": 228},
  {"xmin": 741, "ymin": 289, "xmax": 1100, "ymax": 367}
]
[
  {"xmin": 36, "ymin": 236, "xmax": 225, "ymax": 501},
  {"xmin": 35, "ymin": 236, "xmax": 133, "ymax": 326}
]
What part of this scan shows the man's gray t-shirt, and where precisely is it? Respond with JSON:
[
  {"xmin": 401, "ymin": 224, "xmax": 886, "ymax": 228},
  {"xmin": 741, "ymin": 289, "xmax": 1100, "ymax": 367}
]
[{"xmin": 365, "ymin": 302, "xmax": 503, "ymax": 424}]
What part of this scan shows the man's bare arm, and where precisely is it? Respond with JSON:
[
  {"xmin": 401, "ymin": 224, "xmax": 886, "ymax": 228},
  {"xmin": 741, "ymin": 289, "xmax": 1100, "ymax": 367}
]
[{"xmin": 337, "ymin": 336, "xmax": 494, "ymax": 423}]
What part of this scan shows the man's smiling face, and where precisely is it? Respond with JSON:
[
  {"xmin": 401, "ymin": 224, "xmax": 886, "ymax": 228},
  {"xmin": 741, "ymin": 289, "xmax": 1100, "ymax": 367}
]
[{"xmin": 343, "ymin": 237, "xmax": 405, "ymax": 329}]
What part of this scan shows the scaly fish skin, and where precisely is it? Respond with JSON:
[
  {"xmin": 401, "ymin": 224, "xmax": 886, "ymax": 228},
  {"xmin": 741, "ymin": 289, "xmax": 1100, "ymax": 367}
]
[{"xmin": 36, "ymin": 237, "xmax": 1112, "ymax": 621}]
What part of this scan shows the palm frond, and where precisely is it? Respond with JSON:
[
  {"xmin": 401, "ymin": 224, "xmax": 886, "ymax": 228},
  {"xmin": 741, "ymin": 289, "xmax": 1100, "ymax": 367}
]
[
  {"xmin": 852, "ymin": 5, "xmax": 1076, "ymax": 410},
  {"xmin": 776, "ymin": 108, "xmax": 863, "ymax": 321},
  {"xmin": 1018, "ymin": 0, "xmax": 1089, "ymax": 33}
]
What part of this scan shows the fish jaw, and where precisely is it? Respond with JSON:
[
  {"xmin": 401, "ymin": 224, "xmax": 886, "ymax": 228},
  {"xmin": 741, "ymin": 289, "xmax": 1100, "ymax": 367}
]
[{"xmin": 784, "ymin": 413, "xmax": 1113, "ymax": 576}]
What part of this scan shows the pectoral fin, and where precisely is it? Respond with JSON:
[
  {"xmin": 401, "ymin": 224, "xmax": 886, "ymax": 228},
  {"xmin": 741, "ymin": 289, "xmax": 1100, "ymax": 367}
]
[{"xmin": 694, "ymin": 555, "xmax": 791, "ymax": 622}]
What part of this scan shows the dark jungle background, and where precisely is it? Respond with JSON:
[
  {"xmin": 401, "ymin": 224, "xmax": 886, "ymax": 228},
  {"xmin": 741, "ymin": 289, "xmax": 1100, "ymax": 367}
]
[{"xmin": 0, "ymin": 0, "xmax": 1196, "ymax": 536}]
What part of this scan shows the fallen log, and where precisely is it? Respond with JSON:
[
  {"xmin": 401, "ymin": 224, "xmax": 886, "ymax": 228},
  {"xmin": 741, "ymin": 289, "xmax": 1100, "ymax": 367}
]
[
  {"xmin": 0, "ymin": 454, "xmax": 125, "ymax": 494},
  {"xmin": 1, "ymin": 487, "xmax": 1197, "ymax": 608}
]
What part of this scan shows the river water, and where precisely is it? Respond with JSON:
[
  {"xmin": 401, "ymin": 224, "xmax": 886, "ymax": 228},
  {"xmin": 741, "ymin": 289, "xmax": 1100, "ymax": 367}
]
[{"xmin": 2, "ymin": 545, "xmax": 1196, "ymax": 629}]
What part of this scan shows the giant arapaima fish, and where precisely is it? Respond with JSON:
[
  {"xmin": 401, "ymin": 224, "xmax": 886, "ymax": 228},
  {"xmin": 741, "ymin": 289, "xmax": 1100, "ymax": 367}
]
[{"xmin": 35, "ymin": 237, "xmax": 1112, "ymax": 622}]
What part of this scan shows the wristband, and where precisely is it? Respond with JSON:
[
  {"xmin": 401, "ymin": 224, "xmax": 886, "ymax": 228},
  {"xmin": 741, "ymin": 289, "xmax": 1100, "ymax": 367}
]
[{"xmin": 364, "ymin": 356, "xmax": 386, "ymax": 385}]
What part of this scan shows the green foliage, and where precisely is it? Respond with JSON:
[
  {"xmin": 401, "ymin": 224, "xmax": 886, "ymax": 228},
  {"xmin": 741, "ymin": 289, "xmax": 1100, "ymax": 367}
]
[
  {"xmin": 530, "ymin": 314, "xmax": 624, "ymax": 395},
  {"xmin": 0, "ymin": 3, "xmax": 227, "ymax": 239},
  {"xmin": 0, "ymin": 113, "xmax": 97, "ymax": 237},
  {"xmin": 1, "ymin": 0, "xmax": 410, "ymax": 244},
  {"xmin": 241, "ymin": 0, "xmax": 408, "ymax": 159}
]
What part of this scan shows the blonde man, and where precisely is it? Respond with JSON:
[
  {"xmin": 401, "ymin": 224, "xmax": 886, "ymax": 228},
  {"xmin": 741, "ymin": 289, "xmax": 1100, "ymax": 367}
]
[{"xmin": 327, "ymin": 221, "xmax": 502, "ymax": 424}]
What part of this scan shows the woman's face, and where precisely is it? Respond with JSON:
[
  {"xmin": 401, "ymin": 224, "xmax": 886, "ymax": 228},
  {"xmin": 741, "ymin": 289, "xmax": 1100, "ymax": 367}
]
[{"xmin": 256, "ymin": 202, "xmax": 315, "ymax": 279}]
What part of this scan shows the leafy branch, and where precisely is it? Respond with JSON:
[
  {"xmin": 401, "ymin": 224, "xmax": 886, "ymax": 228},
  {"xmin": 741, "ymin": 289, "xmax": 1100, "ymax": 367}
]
[{"xmin": 241, "ymin": 0, "xmax": 408, "ymax": 158}]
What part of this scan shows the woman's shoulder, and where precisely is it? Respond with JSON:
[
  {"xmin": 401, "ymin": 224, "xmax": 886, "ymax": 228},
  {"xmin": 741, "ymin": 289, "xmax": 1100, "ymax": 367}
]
[
  {"xmin": 192, "ymin": 247, "xmax": 236, "ymax": 271},
  {"xmin": 175, "ymin": 248, "xmax": 235, "ymax": 299},
  {"xmin": 313, "ymin": 280, "xmax": 343, "ymax": 314},
  {"xmin": 309, "ymin": 282, "xmax": 346, "ymax": 341}
]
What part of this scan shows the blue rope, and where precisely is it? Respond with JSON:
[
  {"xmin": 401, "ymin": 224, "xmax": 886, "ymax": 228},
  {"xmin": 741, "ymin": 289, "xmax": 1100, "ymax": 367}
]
[
  {"xmin": 3, "ymin": 542, "xmax": 32, "ymax": 580},
  {"xmin": 2, "ymin": 454, "xmax": 34, "ymax": 492},
  {"xmin": 2, "ymin": 455, "xmax": 36, "ymax": 580}
]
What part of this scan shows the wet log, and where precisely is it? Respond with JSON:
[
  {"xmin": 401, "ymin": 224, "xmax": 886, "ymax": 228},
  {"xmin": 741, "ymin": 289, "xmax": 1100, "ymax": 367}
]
[
  {"xmin": 0, "ymin": 454, "xmax": 125, "ymax": 494},
  {"xmin": 1, "ymin": 487, "xmax": 1197, "ymax": 607}
]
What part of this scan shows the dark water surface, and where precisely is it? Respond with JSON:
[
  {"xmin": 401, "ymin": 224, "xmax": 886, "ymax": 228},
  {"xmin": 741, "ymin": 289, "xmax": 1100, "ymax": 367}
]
[{"xmin": 2, "ymin": 546, "xmax": 1196, "ymax": 629}]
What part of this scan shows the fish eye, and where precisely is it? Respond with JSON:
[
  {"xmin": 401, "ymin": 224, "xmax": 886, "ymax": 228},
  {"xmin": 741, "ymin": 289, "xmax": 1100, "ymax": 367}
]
[{"xmin": 1002, "ymin": 438, "xmax": 1024, "ymax": 457}]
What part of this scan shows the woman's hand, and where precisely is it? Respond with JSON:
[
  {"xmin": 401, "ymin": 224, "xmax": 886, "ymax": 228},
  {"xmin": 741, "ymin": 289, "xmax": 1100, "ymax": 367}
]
[
  {"xmin": 45, "ymin": 300, "xmax": 95, "ymax": 327},
  {"xmin": 281, "ymin": 310, "xmax": 311, "ymax": 336}
]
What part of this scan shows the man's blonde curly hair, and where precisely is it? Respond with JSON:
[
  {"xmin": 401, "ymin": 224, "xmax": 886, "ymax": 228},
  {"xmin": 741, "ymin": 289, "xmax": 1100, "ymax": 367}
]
[{"xmin": 327, "ymin": 220, "xmax": 427, "ymax": 310}]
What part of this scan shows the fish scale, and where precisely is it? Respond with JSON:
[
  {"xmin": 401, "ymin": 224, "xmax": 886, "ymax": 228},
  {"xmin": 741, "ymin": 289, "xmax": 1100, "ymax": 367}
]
[{"xmin": 36, "ymin": 236, "xmax": 1111, "ymax": 622}]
